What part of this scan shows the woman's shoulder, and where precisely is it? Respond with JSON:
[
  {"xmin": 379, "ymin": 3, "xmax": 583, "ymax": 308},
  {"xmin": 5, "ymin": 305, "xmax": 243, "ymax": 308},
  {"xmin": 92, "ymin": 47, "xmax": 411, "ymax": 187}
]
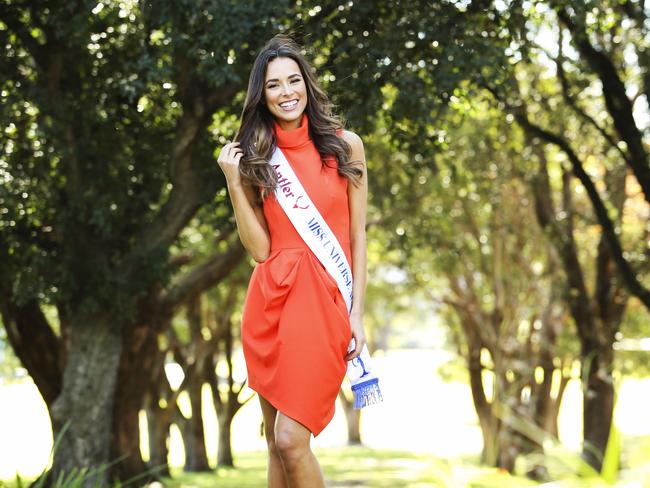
[{"xmin": 339, "ymin": 129, "xmax": 364, "ymax": 151}]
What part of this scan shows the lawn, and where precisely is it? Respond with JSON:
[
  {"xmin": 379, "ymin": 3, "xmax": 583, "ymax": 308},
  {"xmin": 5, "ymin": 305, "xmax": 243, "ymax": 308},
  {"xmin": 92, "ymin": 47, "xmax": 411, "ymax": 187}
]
[
  {"xmin": 3, "ymin": 443, "xmax": 650, "ymax": 487},
  {"xmin": 160, "ymin": 447, "xmax": 537, "ymax": 488}
]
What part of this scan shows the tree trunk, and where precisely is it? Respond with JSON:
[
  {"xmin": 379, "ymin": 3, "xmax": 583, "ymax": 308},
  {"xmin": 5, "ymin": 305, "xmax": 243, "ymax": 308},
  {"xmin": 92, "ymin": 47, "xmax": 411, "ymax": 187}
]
[
  {"xmin": 0, "ymin": 295, "xmax": 63, "ymax": 405},
  {"xmin": 525, "ymin": 135, "xmax": 624, "ymax": 472},
  {"xmin": 208, "ymin": 302, "xmax": 249, "ymax": 469},
  {"xmin": 582, "ymin": 340, "xmax": 615, "ymax": 471},
  {"xmin": 491, "ymin": 362, "xmax": 525, "ymax": 474},
  {"xmin": 179, "ymin": 297, "xmax": 212, "ymax": 472},
  {"xmin": 49, "ymin": 315, "xmax": 122, "ymax": 488},
  {"xmin": 547, "ymin": 374, "xmax": 569, "ymax": 438},
  {"xmin": 217, "ymin": 409, "xmax": 235, "ymax": 467},
  {"xmin": 496, "ymin": 424, "xmax": 521, "ymax": 472},
  {"xmin": 111, "ymin": 323, "xmax": 159, "ymax": 482},
  {"xmin": 469, "ymin": 357, "xmax": 498, "ymax": 464},
  {"xmin": 535, "ymin": 368, "xmax": 569, "ymax": 439},
  {"xmin": 112, "ymin": 392, "xmax": 148, "ymax": 482},
  {"xmin": 462, "ymin": 324, "xmax": 498, "ymax": 466},
  {"xmin": 183, "ymin": 373, "xmax": 210, "ymax": 472},
  {"xmin": 144, "ymin": 342, "xmax": 173, "ymax": 478},
  {"xmin": 338, "ymin": 390, "xmax": 362, "ymax": 445},
  {"xmin": 345, "ymin": 406, "xmax": 362, "ymax": 446},
  {"xmin": 533, "ymin": 307, "xmax": 566, "ymax": 440},
  {"xmin": 145, "ymin": 404, "xmax": 171, "ymax": 477}
]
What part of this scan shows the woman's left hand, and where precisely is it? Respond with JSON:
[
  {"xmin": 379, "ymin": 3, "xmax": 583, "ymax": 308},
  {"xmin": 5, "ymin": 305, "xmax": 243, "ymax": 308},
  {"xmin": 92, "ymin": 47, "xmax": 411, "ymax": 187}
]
[{"xmin": 344, "ymin": 314, "xmax": 366, "ymax": 361}]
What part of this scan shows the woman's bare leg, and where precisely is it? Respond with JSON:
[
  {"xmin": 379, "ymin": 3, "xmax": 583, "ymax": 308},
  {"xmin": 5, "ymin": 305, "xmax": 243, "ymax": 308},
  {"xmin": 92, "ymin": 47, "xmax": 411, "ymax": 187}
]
[
  {"xmin": 258, "ymin": 395, "xmax": 289, "ymax": 488},
  {"xmin": 274, "ymin": 411, "xmax": 326, "ymax": 488}
]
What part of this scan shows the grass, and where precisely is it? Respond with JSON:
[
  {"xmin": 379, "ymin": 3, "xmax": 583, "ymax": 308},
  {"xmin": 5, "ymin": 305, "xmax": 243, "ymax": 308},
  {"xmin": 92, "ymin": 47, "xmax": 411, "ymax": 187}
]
[
  {"xmin": 4, "ymin": 445, "xmax": 650, "ymax": 487},
  {"xmin": 161, "ymin": 447, "xmax": 537, "ymax": 488},
  {"xmin": 161, "ymin": 445, "xmax": 650, "ymax": 488}
]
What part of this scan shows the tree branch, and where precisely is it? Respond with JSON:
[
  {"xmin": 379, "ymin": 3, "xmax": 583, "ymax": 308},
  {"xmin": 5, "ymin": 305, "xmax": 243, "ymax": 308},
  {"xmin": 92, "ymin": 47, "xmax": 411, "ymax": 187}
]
[
  {"xmin": 159, "ymin": 236, "xmax": 246, "ymax": 316},
  {"xmin": 0, "ymin": 293, "xmax": 63, "ymax": 404},
  {"xmin": 482, "ymin": 75, "xmax": 650, "ymax": 310},
  {"xmin": 125, "ymin": 81, "xmax": 240, "ymax": 270},
  {"xmin": 552, "ymin": 36, "xmax": 630, "ymax": 164},
  {"xmin": 447, "ymin": 273, "xmax": 498, "ymax": 352},
  {"xmin": 513, "ymin": 108, "xmax": 650, "ymax": 310},
  {"xmin": 554, "ymin": 5, "xmax": 650, "ymax": 206}
]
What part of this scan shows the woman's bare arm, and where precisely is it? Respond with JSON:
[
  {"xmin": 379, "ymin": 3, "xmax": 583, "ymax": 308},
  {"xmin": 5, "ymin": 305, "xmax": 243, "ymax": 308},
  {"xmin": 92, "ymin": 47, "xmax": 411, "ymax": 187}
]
[
  {"xmin": 218, "ymin": 142, "xmax": 271, "ymax": 262},
  {"xmin": 342, "ymin": 130, "xmax": 368, "ymax": 359},
  {"xmin": 228, "ymin": 180, "xmax": 271, "ymax": 262}
]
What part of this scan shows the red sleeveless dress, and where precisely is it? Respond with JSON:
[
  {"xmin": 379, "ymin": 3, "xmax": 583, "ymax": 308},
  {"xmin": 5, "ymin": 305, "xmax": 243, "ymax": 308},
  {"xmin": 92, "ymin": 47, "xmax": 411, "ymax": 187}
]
[{"xmin": 240, "ymin": 113, "xmax": 352, "ymax": 436}]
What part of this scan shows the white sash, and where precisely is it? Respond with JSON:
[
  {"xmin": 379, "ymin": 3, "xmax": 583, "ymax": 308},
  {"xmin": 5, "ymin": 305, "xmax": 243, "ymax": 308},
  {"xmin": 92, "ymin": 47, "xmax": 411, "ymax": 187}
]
[{"xmin": 270, "ymin": 145, "xmax": 383, "ymax": 409}]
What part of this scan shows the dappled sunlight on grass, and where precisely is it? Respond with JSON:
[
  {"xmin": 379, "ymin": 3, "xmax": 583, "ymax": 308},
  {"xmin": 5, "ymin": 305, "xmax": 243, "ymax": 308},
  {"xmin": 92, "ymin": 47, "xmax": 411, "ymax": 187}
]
[
  {"xmin": 317, "ymin": 447, "xmax": 452, "ymax": 487},
  {"xmin": 162, "ymin": 447, "xmax": 541, "ymax": 488},
  {"xmin": 164, "ymin": 448, "xmax": 647, "ymax": 488}
]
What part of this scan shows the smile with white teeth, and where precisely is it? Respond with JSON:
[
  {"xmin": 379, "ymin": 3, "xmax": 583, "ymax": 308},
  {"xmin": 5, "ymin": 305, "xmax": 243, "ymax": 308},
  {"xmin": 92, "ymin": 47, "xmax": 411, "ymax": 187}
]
[{"xmin": 279, "ymin": 100, "xmax": 299, "ymax": 111}]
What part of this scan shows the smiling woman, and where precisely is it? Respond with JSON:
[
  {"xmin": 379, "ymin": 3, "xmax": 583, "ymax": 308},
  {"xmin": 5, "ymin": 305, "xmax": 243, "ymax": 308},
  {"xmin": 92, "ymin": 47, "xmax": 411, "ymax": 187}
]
[
  {"xmin": 216, "ymin": 34, "xmax": 371, "ymax": 488},
  {"xmin": 264, "ymin": 61, "xmax": 308, "ymax": 129}
]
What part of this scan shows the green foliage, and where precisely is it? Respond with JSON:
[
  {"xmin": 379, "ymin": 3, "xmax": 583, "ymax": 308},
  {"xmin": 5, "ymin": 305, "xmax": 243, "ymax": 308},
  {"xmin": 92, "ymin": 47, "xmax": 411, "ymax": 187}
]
[
  {"xmin": 302, "ymin": 0, "xmax": 516, "ymax": 162},
  {"xmin": 142, "ymin": 0, "xmax": 287, "ymax": 87},
  {"xmin": 0, "ymin": 0, "xmax": 291, "ymax": 320},
  {"xmin": 601, "ymin": 422, "xmax": 622, "ymax": 484}
]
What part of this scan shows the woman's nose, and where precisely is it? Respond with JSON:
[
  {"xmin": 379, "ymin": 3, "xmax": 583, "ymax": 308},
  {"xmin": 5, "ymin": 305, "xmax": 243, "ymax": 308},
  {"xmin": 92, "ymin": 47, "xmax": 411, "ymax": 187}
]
[{"xmin": 280, "ymin": 82, "xmax": 294, "ymax": 95}]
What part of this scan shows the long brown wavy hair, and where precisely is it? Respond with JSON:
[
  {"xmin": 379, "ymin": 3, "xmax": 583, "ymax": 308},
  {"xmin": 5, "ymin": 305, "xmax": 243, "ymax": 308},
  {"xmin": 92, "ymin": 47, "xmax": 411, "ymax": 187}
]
[{"xmin": 235, "ymin": 34, "xmax": 363, "ymax": 203}]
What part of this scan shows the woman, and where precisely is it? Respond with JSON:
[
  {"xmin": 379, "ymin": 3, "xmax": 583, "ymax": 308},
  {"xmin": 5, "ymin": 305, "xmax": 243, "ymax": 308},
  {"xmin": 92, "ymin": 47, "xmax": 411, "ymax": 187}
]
[{"xmin": 217, "ymin": 34, "xmax": 368, "ymax": 487}]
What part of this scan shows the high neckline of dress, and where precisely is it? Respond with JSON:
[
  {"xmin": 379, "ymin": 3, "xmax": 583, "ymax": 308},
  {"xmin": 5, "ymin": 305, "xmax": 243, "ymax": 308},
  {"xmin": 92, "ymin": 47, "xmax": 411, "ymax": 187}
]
[{"xmin": 273, "ymin": 113, "xmax": 310, "ymax": 149}]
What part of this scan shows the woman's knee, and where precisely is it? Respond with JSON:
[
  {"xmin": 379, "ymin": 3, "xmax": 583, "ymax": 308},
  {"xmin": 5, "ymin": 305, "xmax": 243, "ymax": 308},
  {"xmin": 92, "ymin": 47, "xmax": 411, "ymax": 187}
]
[{"xmin": 274, "ymin": 421, "xmax": 310, "ymax": 464}]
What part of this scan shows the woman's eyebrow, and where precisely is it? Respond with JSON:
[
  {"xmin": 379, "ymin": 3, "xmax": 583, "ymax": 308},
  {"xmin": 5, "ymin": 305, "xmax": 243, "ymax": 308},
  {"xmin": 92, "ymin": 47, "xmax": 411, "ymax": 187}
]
[{"xmin": 265, "ymin": 73, "xmax": 302, "ymax": 85}]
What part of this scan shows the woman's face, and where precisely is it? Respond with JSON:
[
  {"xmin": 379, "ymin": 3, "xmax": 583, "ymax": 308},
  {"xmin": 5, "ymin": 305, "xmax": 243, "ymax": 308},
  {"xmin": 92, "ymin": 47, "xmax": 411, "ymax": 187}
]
[{"xmin": 264, "ymin": 56, "xmax": 308, "ymax": 130}]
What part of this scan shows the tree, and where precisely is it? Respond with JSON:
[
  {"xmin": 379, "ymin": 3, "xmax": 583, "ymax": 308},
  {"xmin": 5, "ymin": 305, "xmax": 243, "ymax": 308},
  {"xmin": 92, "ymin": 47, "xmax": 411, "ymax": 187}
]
[
  {"xmin": 370, "ymin": 102, "xmax": 577, "ymax": 473},
  {"xmin": 481, "ymin": 2, "xmax": 647, "ymax": 469},
  {"xmin": 0, "ymin": 1, "xmax": 280, "ymax": 483},
  {"xmin": 300, "ymin": 0, "xmax": 648, "ymax": 471}
]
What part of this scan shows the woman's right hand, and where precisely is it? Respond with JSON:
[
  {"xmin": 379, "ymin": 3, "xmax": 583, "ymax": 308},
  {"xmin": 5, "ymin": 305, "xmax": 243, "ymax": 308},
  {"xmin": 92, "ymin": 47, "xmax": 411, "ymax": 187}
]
[{"xmin": 217, "ymin": 141, "xmax": 244, "ymax": 187}]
